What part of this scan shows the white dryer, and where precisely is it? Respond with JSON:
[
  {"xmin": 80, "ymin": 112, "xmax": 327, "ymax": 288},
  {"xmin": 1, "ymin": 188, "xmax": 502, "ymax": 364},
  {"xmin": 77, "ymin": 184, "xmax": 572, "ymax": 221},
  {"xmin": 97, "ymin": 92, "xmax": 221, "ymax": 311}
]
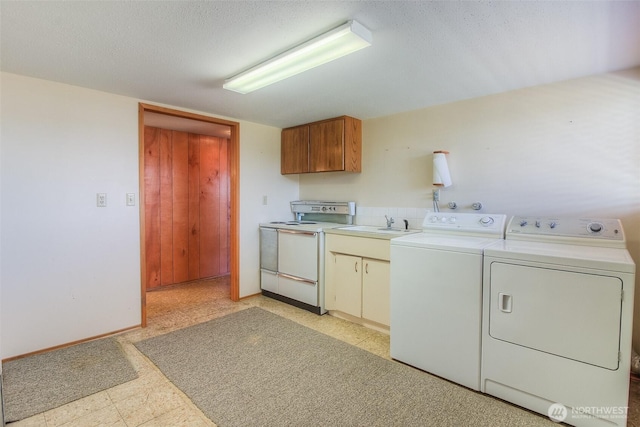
[
  {"xmin": 390, "ymin": 212, "xmax": 506, "ymax": 391},
  {"xmin": 482, "ymin": 216, "xmax": 636, "ymax": 427}
]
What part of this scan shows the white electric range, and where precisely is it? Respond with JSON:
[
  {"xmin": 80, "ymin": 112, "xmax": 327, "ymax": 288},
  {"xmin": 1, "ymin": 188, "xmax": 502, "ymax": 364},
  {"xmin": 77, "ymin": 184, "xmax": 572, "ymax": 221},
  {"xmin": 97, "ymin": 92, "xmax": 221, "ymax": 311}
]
[{"xmin": 259, "ymin": 201, "xmax": 356, "ymax": 314}]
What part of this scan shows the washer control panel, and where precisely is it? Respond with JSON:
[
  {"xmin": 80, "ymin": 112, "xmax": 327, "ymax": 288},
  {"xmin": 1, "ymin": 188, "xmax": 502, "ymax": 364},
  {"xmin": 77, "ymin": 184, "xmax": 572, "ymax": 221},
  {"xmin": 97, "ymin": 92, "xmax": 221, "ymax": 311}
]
[
  {"xmin": 506, "ymin": 216, "xmax": 626, "ymax": 246},
  {"xmin": 422, "ymin": 212, "xmax": 507, "ymax": 236}
]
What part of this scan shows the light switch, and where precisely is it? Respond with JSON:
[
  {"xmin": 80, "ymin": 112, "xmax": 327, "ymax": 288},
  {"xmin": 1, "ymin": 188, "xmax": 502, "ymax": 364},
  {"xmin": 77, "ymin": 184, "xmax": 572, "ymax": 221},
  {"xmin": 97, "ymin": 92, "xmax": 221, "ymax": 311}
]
[
  {"xmin": 97, "ymin": 193, "xmax": 107, "ymax": 207},
  {"xmin": 126, "ymin": 193, "xmax": 135, "ymax": 206}
]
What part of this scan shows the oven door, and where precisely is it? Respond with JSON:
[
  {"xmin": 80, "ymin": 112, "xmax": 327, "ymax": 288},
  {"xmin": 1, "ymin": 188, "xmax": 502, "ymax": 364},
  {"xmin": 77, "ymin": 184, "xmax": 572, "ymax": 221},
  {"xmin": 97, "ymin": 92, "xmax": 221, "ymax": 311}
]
[{"xmin": 278, "ymin": 229, "xmax": 318, "ymax": 281}]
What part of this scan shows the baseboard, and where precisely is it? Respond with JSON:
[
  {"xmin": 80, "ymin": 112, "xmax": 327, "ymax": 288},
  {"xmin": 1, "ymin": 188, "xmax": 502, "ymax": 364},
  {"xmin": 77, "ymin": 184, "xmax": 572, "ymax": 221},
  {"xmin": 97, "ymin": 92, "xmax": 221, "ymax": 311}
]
[
  {"xmin": 1, "ymin": 373, "xmax": 5, "ymax": 427},
  {"xmin": 1, "ymin": 324, "xmax": 140, "ymax": 362}
]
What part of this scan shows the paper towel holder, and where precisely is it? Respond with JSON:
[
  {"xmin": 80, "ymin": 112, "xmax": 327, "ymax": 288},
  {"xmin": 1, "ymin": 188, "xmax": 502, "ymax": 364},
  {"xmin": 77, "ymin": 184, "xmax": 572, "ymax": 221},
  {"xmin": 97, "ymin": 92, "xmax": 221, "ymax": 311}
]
[
  {"xmin": 433, "ymin": 150, "xmax": 452, "ymax": 187},
  {"xmin": 432, "ymin": 150, "xmax": 452, "ymax": 212}
]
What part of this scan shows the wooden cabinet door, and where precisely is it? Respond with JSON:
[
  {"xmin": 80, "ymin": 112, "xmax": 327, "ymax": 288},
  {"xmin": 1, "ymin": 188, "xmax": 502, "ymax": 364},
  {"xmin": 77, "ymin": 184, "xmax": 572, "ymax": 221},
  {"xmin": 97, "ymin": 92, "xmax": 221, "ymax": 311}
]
[
  {"xmin": 281, "ymin": 116, "xmax": 361, "ymax": 175},
  {"xmin": 281, "ymin": 126, "xmax": 309, "ymax": 174},
  {"xmin": 309, "ymin": 118, "xmax": 345, "ymax": 172},
  {"xmin": 333, "ymin": 253, "xmax": 362, "ymax": 317},
  {"xmin": 362, "ymin": 258, "xmax": 390, "ymax": 326}
]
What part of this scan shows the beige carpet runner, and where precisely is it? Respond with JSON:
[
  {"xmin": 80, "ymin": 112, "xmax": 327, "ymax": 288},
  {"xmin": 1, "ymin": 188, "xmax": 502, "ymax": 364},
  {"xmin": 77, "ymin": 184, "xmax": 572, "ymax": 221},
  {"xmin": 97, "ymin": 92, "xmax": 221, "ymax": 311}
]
[
  {"xmin": 3, "ymin": 337, "xmax": 137, "ymax": 422},
  {"xmin": 135, "ymin": 307, "xmax": 552, "ymax": 426}
]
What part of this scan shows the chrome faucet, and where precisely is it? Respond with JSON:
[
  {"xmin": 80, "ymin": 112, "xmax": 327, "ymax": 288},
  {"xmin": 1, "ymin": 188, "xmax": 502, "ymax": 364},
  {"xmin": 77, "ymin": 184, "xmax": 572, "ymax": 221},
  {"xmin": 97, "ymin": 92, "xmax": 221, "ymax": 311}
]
[{"xmin": 384, "ymin": 215, "xmax": 395, "ymax": 229}]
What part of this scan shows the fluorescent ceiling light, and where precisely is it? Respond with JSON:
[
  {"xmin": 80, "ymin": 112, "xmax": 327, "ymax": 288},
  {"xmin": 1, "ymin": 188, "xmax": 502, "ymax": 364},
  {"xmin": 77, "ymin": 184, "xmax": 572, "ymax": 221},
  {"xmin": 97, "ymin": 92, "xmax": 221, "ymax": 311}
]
[{"xmin": 223, "ymin": 20, "xmax": 372, "ymax": 94}]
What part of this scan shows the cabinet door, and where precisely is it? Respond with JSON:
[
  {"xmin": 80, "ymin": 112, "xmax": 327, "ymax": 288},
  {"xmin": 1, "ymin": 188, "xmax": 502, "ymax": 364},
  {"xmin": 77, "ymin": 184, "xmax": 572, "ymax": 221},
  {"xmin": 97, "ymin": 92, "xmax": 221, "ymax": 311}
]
[
  {"xmin": 281, "ymin": 126, "xmax": 309, "ymax": 174},
  {"xmin": 309, "ymin": 118, "xmax": 345, "ymax": 172},
  {"xmin": 362, "ymin": 258, "xmax": 390, "ymax": 326},
  {"xmin": 333, "ymin": 253, "xmax": 362, "ymax": 317}
]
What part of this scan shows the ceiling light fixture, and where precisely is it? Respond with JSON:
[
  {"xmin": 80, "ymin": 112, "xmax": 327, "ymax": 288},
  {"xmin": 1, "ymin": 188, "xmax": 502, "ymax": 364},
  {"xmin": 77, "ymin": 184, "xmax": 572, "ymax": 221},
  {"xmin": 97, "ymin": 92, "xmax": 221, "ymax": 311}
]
[{"xmin": 223, "ymin": 20, "xmax": 372, "ymax": 94}]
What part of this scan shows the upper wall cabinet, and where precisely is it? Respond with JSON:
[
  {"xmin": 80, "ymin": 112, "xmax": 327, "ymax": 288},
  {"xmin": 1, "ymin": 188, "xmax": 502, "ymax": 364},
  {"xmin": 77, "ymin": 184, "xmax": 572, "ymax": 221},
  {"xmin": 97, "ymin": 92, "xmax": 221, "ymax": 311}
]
[{"xmin": 281, "ymin": 116, "xmax": 362, "ymax": 175}]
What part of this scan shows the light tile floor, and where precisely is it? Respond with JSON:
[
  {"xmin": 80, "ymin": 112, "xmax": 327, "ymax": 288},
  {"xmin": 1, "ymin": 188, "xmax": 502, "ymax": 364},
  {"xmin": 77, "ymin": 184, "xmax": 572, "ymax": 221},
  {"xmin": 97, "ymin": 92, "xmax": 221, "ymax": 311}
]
[{"xmin": 9, "ymin": 276, "xmax": 640, "ymax": 426}]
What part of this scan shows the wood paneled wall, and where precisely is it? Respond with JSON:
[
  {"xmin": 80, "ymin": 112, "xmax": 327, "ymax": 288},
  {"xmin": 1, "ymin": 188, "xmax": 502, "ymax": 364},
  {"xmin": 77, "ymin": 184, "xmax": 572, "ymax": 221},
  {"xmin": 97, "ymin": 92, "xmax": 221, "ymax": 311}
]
[{"xmin": 144, "ymin": 126, "xmax": 230, "ymax": 289}]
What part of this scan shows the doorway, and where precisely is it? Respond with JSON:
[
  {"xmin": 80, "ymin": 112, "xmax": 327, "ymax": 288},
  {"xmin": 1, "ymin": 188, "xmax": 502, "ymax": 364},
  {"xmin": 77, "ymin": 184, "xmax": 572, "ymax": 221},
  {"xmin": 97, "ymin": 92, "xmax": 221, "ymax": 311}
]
[{"xmin": 138, "ymin": 103, "xmax": 240, "ymax": 327}]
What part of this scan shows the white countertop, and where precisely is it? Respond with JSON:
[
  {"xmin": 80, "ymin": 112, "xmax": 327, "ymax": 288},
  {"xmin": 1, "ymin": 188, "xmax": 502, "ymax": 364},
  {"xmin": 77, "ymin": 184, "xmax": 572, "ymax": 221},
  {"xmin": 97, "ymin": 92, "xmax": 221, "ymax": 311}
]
[{"xmin": 325, "ymin": 225, "xmax": 421, "ymax": 240}]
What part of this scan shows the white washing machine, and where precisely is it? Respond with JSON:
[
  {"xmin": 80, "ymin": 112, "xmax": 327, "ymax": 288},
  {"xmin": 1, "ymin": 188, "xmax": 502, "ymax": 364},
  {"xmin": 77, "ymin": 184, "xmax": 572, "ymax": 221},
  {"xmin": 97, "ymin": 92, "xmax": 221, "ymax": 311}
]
[
  {"xmin": 482, "ymin": 216, "xmax": 636, "ymax": 427},
  {"xmin": 390, "ymin": 212, "xmax": 507, "ymax": 391}
]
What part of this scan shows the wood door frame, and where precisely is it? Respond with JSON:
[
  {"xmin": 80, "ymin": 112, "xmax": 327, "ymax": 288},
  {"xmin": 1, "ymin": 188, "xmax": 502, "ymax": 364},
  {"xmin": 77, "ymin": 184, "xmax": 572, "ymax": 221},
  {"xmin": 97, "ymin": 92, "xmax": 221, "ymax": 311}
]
[{"xmin": 138, "ymin": 103, "xmax": 240, "ymax": 327}]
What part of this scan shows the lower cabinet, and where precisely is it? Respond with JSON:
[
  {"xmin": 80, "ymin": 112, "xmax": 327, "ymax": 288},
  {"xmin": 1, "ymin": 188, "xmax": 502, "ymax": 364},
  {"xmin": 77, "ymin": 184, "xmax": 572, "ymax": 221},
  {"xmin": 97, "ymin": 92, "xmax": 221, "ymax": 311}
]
[
  {"xmin": 326, "ymin": 234, "xmax": 391, "ymax": 327},
  {"xmin": 361, "ymin": 258, "xmax": 390, "ymax": 325},
  {"xmin": 333, "ymin": 253, "xmax": 362, "ymax": 317}
]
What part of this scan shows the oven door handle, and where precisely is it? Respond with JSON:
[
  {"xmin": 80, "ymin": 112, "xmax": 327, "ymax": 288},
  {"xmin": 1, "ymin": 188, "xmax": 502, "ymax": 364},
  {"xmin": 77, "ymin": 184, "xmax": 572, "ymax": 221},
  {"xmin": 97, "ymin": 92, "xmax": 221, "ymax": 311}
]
[
  {"xmin": 278, "ymin": 229, "xmax": 318, "ymax": 237},
  {"xmin": 278, "ymin": 273, "xmax": 316, "ymax": 285}
]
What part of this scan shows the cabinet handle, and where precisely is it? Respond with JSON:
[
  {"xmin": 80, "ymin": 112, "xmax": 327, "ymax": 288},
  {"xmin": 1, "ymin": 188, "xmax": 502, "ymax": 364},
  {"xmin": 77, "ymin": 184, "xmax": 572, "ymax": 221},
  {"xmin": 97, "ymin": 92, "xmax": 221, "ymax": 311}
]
[
  {"xmin": 365, "ymin": 262, "xmax": 369, "ymax": 274},
  {"xmin": 355, "ymin": 261, "xmax": 358, "ymax": 273}
]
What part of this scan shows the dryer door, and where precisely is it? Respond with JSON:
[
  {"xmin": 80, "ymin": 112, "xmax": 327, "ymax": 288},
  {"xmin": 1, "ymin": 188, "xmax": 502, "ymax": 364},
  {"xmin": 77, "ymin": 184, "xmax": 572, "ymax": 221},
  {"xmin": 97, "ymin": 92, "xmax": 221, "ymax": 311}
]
[{"xmin": 488, "ymin": 262, "xmax": 622, "ymax": 370}]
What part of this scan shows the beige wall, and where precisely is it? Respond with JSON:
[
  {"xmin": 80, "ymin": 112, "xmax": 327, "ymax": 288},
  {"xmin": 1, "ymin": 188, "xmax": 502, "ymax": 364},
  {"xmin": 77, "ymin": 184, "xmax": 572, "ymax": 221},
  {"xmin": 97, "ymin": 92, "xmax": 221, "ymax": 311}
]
[
  {"xmin": 3, "ymin": 67, "xmax": 639, "ymax": 356},
  {"xmin": 0, "ymin": 72, "xmax": 294, "ymax": 357},
  {"xmin": 300, "ymin": 68, "xmax": 640, "ymax": 348},
  {"xmin": 1, "ymin": 73, "xmax": 141, "ymax": 358}
]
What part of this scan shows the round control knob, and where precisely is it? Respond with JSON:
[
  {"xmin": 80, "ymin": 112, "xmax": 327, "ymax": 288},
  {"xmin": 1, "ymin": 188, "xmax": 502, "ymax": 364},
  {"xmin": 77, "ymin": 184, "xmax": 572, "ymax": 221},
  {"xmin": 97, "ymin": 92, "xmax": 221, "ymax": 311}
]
[
  {"xmin": 588, "ymin": 222, "xmax": 603, "ymax": 233},
  {"xmin": 321, "ymin": 206, "xmax": 327, "ymax": 211},
  {"xmin": 549, "ymin": 222, "xmax": 557, "ymax": 229},
  {"xmin": 441, "ymin": 217, "xmax": 448, "ymax": 223},
  {"xmin": 479, "ymin": 217, "xmax": 494, "ymax": 226},
  {"xmin": 520, "ymin": 220, "xmax": 527, "ymax": 227},
  {"xmin": 449, "ymin": 217, "xmax": 456, "ymax": 223}
]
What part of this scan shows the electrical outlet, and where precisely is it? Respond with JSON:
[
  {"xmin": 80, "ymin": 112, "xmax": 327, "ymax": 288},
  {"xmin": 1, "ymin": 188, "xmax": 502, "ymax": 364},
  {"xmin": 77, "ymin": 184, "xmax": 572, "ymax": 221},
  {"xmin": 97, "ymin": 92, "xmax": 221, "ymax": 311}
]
[
  {"xmin": 262, "ymin": 195, "xmax": 268, "ymax": 205},
  {"xmin": 126, "ymin": 193, "xmax": 135, "ymax": 206},
  {"xmin": 97, "ymin": 193, "xmax": 107, "ymax": 207}
]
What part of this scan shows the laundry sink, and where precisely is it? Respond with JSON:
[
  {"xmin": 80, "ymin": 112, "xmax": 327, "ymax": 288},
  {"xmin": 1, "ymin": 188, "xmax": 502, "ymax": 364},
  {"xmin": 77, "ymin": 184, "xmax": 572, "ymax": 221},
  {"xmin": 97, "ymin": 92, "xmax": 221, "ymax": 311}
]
[{"xmin": 337, "ymin": 225, "xmax": 419, "ymax": 234}]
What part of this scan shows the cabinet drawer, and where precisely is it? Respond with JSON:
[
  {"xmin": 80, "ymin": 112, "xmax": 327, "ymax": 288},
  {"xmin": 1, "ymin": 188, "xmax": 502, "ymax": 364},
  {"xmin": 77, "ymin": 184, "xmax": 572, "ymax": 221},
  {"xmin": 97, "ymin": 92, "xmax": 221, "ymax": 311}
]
[{"xmin": 326, "ymin": 234, "xmax": 390, "ymax": 261}]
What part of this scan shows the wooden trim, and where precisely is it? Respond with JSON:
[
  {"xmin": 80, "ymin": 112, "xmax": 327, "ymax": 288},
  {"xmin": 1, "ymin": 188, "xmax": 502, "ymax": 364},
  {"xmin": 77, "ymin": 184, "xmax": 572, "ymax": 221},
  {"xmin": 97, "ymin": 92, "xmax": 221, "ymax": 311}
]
[
  {"xmin": 2, "ymin": 325, "xmax": 140, "ymax": 363},
  {"xmin": 138, "ymin": 104, "xmax": 147, "ymax": 326},
  {"xmin": 139, "ymin": 103, "xmax": 239, "ymax": 128},
  {"xmin": 229, "ymin": 122, "xmax": 240, "ymax": 301},
  {"xmin": 238, "ymin": 291, "xmax": 262, "ymax": 300},
  {"xmin": 281, "ymin": 115, "xmax": 350, "ymax": 131},
  {"xmin": 138, "ymin": 103, "xmax": 241, "ymax": 328}
]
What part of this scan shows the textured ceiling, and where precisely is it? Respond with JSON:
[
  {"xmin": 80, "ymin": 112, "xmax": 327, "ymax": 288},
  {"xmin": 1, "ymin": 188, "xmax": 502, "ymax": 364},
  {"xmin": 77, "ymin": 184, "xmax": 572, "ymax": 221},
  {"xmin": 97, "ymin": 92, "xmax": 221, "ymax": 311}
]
[{"xmin": 2, "ymin": 1, "xmax": 639, "ymax": 129}]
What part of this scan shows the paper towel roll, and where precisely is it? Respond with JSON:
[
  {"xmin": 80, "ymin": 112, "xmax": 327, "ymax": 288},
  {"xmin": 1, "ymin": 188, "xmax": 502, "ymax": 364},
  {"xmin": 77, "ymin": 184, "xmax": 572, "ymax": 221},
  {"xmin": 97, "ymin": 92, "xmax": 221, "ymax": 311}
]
[{"xmin": 433, "ymin": 151, "xmax": 452, "ymax": 187}]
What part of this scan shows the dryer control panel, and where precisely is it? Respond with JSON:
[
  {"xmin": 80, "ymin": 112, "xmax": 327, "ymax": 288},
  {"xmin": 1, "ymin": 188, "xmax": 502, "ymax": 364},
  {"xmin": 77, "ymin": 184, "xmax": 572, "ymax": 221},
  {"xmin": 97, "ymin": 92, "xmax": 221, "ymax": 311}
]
[{"xmin": 506, "ymin": 216, "xmax": 626, "ymax": 247}]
